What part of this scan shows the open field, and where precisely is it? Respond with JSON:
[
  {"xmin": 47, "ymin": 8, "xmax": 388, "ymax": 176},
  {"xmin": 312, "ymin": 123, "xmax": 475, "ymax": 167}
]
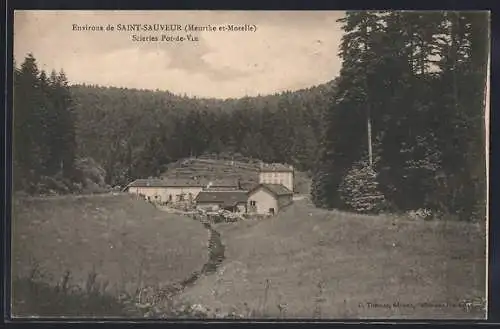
[
  {"xmin": 11, "ymin": 193, "xmax": 209, "ymax": 316},
  {"xmin": 178, "ymin": 199, "xmax": 487, "ymax": 319},
  {"xmin": 11, "ymin": 192, "xmax": 487, "ymax": 319}
]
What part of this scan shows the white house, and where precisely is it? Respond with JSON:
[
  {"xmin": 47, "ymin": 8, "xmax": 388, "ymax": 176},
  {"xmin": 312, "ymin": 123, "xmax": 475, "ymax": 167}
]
[
  {"xmin": 247, "ymin": 183, "xmax": 293, "ymax": 216},
  {"xmin": 259, "ymin": 163, "xmax": 294, "ymax": 192}
]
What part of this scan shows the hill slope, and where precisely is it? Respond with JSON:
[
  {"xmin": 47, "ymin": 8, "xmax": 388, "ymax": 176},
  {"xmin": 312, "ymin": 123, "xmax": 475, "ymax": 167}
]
[
  {"xmin": 71, "ymin": 81, "xmax": 336, "ymax": 186},
  {"xmin": 161, "ymin": 154, "xmax": 311, "ymax": 194},
  {"xmin": 179, "ymin": 200, "xmax": 486, "ymax": 319},
  {"xmin": 12, "ymin": 193, "xmax": 209, "ymax": 316}
]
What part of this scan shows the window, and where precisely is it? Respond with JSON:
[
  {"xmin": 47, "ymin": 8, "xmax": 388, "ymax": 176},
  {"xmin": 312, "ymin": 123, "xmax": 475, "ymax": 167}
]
[
  {"xmin": 250, "ymin": 200, "xmax": 256, "ymax": 207},
  {"xmin": 168, "ymin": 195, "xmax": 173, "ymax": 201},
  {"xmin": 269, "ymin": 208, "xmax": 275, "ymax": 215}
]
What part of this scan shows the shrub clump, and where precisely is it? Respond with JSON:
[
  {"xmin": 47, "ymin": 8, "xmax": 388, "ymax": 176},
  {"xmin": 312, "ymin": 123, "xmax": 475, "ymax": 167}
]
[{"xmin": 338, "ymin": 160, "xmax": 387, "ymax": 214}]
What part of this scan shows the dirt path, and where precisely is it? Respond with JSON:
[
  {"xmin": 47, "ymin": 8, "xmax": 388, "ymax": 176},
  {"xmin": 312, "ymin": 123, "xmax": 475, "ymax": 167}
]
[
  {"xmin": 175, "ymin": 222, "xmax": 226, "ymax": 291},
  {"xmin": 150, "ymin": 207, "xmax": 226, "ymax": 308}
]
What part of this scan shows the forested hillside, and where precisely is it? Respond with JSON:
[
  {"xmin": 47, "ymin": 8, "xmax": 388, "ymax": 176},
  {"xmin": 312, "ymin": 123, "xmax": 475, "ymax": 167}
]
[
  {"xmin": 14, "ymin": 55, "xmax": 335, "ymax": 193},
  {"xmin": 311, "ymin": 11, "xmax": 489, "ymax": 221},
  {"xmin": 71, "ymin": 81, "xmax": 334, "ymax": 186},
  {"xmin": 13, "ymin": 11, "xmax": 488, "ymax": 222}
]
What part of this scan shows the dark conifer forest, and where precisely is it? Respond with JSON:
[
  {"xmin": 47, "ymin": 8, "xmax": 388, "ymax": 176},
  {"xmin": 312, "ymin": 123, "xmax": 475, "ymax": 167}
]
[
  {"xmin": 13, "ymin": 11, "xmax": 489, "ymax": 221},
  {"xmin": 311, "ymin": 11, "xmax": 488, "ymax": 221}
]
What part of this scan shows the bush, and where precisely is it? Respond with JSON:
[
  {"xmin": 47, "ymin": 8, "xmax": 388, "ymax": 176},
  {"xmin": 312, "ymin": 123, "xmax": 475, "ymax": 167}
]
[
  {"xmin": 338, "ymin": 161, "xmax": 387, "ymax": 214},
  {"xmin": 75, "ymin": 157, "xmax": 107, "ymax": 186},
  {"xmin": 30, "ymin": 175, "xmax": 74, "ymax": 196}
]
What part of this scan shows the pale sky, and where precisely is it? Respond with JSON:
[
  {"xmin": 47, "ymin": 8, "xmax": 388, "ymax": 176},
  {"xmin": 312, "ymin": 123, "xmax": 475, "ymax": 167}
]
[{"xmin": 14, "ymin": 10, "xmax": 345, "ymax": 99}]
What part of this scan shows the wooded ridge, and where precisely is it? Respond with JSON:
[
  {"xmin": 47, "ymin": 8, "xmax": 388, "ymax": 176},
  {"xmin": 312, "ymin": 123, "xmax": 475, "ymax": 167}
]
[{"xmin": 13, "ymin": 11, "xmax": 488, "ymax": 222}]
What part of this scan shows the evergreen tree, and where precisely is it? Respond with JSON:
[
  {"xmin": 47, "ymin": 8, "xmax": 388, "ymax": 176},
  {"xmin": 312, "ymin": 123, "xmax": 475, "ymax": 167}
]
[
  {"xmin": 13, "ymin": 54, "xmax": 79, "ymax": 193},
  {"xmin": 313, "ymin": 11, "xmax": 488, "ymax": 219},
  {"xmin": 14, "ymin": 54, "xmax": 43, "ymax": 189}
]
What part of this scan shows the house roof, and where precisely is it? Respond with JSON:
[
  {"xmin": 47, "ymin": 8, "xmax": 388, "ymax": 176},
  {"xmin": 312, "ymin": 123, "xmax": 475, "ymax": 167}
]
[
  {"xmin": 195, "ymin": 190, "xmax": 248, "ymax": 207},
  {"xmin": 260, "ymin": 163, "xmax": 294, "ymax": 172},
  {"xmin": 126, "ymin": 179, "xmax": 169, "ymax": 188},
  {"xmin": 126, "ymin": 178, "xmax": 202, "ymax": 188},
  {"xmin": 205, "ymin": 178, "xmax": 239, "ymax": 187},
  {"xmin": 248, "ymin": 183, "xmax": 293, "ymax": 197},
  {"xmin": 125, "ymin": 178, "xmax": 239, "ymax": 189}
]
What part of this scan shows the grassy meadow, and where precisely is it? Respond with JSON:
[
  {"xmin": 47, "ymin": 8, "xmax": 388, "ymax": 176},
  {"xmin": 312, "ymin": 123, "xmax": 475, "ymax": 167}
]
[
  {"xmin": 10, "ymin": 192, "xmax": 486, "ymax": 319},
  {"xmin": 178, "ymin": 199, "xmax": 487, "ymax": 319},
  {"xmin": 11, "ymin": 193, "xmax": 209, "ymax": 317}
]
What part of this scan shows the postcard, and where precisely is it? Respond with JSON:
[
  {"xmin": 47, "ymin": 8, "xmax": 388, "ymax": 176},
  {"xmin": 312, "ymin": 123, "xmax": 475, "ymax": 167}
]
[{"xmin": 11, "ymin": 10, "xmax": 489, "ymax": 320}]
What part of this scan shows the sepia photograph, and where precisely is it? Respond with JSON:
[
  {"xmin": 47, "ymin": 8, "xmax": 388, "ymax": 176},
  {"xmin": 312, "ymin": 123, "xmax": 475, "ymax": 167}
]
[{"xmin": 11, "ymin": 10, "xmax": 489, "ymax": 320}]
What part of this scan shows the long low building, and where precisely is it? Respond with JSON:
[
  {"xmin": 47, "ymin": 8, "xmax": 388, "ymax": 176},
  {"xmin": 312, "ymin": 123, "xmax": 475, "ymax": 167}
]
[
  {"xmin": 123, "ymin": 178, "xmax": 239, "ymax": 204},
  {"xmin": 195, "ymin": 190, "xmax": 249, "ymax": 213}
]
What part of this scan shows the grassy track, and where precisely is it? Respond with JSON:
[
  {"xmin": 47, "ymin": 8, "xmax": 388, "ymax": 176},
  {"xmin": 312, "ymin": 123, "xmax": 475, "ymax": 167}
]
[{"xmin": 178, "ymin": 200, "xmax": 486, "ymax": 319}]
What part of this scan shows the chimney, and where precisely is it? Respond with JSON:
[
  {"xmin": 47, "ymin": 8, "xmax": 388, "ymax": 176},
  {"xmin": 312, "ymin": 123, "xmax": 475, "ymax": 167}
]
[{"xmin": 206, "ymin": 181, "xmax": 213, "ymax": 189}]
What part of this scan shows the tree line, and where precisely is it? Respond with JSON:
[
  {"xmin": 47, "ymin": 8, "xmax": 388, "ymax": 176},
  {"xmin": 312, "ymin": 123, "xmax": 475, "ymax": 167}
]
[
  {"xmin": 70, "ymin": 82, "xmax": 333, "ymax": 186},
  {"xmin": 13, "ymin": 54, "xmax": 334, "ymax": 193},
  {"xmin": 13, "ymin": 54, "xmax": 78, "ymax": 193},
  {"xmin": 311, "ymin": 11, "xmax": 489, "ymax": 221},
  {"xmin": 13, "ymin": 10, "xmax": 488, "ymax": 222}
]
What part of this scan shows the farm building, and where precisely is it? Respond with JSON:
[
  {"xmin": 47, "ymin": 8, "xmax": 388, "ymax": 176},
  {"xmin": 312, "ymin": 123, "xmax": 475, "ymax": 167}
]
[
  {"xmin": 203, "ymin": 179, "xmax": 241, "ymax": 191},
  {"xmin": 195, "ymin": 190, "xmax": 248, "ymax": 213},
  {"xmin": 247, "ymin": 183, "xmax": 293, "ymax": 215},
  {"xmin": 124, "ymin": 161, "xmax": 295, "ymax": 216},
  {"xmin": 124, "ymin": 178, "xmax": 239, "ymax": 204},
  {"xmin": 259, "ymin": 163, "xmax": 294, "ymax": 192}
]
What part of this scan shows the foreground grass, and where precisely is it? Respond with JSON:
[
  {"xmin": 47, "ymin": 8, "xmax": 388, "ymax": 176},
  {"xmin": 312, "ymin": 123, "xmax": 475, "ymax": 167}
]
[
  {"xmin": 11, "ymin": 276, "xmax": 132, "ymax": 317},
  {"xmin": 178, "ymin": 199, "xmax": 486, "ymax": 319},
  {"xmin": 11, "ymin": 223, "xmax": 226, "ymax": 319},
  {"xmin": 11, "ymin": 193, "xmax": 209, "ymax": 317}
]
